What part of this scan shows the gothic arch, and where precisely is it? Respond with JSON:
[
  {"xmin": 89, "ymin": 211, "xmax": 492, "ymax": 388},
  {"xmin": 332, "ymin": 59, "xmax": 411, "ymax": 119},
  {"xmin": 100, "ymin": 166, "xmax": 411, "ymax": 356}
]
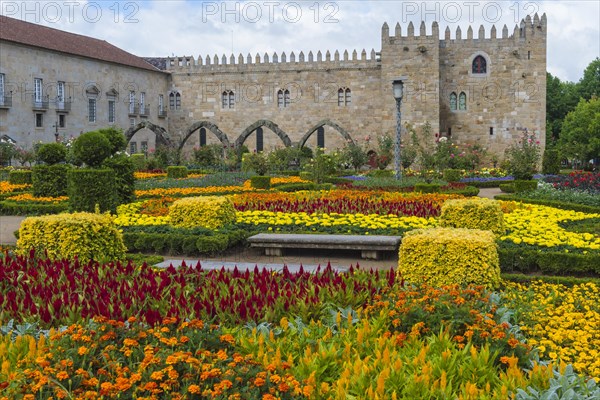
[
  {"xmin": 235, "ymin": 120, "xmax": 292, "ymax": 148},
  {"xmin": 298, "ymin": 119, "xmax": 354, "ymax": 148},
  {"xmin": 125, "ymin": 121, "xmax": 171, "ymax": 147},
  {"xmin": 179, "ymin": 121, "xmax": 230, "ymax": 150}
]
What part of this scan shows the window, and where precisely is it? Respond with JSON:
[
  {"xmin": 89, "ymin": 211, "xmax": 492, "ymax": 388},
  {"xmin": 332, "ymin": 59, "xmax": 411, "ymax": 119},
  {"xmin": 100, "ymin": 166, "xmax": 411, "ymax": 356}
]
[
  {"xmin": 175, "ymin": 93, "xmax": 181, "ymax": 110},
  {"xmin": 141, "ymin": 141, "xmax": 148, "ymax": 156},
  {"xmin": 129, "ymin": 91, "xmax": 135, "ymax": 114},
  {"xmin": 88, "ymin": 98, "xmax": 96, "ymax": 122},
  {"xmin": 199, "ymin": 128, "xmax": 206, "ymax": 146},
  {"xmin": 222, "ymin": 90, "xmax": 234, "ymax": 109},
  {"xmin": 59, "ymin": 114, "xmax": 66, "ymax": 128},
  {"xmin": 35, "ymin": 113, "xmax": 43, "ymax": 128},
  {"xmin": 277, "ymin": 89, "xmax": 290, "ymax": 108},
  {"xmin": 317, "ymin": 126, "xmax": 325, "ymax": 148},
  {"xmin": 129, "ymin": 142, "xmax": 137, "ymax": 154},
  {"xmin": 169, "ymin": 93, "xmax": 175, "ymax": 110},
  {"xmin": 447, "ymin": 128, "xmax": 452, "ymax": 138},
  {"xmin": 528, "ymin": 51, "xmax": 531, "ymax": 60},
  {"xmin": 256, "ymin": 127, "xmax": 263, "ymax": 152},
  {"xmin": 0, "ymin": 73, "xmax": 4, "ymax": 100},
  {"xmin": 449, "ymin": 92, "xmax": 457, "ymax": 111},
  {"xmin": 130, "ymin": 118, "xmax": 136, "ymax": 127},
  {"xmin": 108, "ymin": 99, "xmax": 116, "ymax": 123},
  {"xmin": 57, "ymin": 81, "xmax": 65, "ymax": 103},
  {"xmin": 472, "ymin": 55, "xmax": 487, "ymax": 74},
  {"xmin": 140, "ymin": 92, "xmax": 145, "ymax": 114},
  {"xmin": 458, "ymin": 92, "xmax": 467, "ymax": 111},
  {"xmin": 158, "ymin": 94, "xmax": 164, "ymax": 113},
  {"xmin": 489, "ymin": 127, "xmax": 494, "ymax": 136},
  {"xmin": 338, "ymin": 88, "xmax": 351, "ymax": 106},
  {"xmin": 34, "ymin": 78, "xmax": 43, "ymax": 103}
]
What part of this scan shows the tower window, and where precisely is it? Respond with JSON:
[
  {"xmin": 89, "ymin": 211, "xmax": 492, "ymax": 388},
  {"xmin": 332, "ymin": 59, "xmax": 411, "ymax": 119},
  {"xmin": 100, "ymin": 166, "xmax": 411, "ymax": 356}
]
[
  {"xmin": 472, "ymin": 55, "xmax": 487, "ymax": 74},
  {"xmin": 277, "ymin": 89, "xmax": 290, "ymax": 108},
  {"xmin": 490, "ymin": 127, "xmax": 494, "ymax": 135},
  {"xmin": 222, "ymin": 90, "xmax": 235, "ymax": 109},
  {"xmin": 450, "ymin": 92, "xmax": 457, "ymax": 111},
  {"xmin": 338, "ymin": 87, "xmax": 351, "ymax": 106},
  {"xmin": 458, "ymin": 92, "xmax": 467, "ymax": 111}
]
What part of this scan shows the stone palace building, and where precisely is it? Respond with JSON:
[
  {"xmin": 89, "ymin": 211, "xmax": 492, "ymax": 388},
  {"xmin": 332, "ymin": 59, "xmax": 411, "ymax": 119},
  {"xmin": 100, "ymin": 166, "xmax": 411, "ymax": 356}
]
[{"xmin": 0, "ymin": 13, "xmax": 547, "ymax": 158}]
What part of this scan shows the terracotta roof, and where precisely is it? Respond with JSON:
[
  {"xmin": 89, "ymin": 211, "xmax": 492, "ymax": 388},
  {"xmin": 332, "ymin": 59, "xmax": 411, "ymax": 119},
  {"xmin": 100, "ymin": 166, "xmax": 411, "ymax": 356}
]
[{"xmin": 0, "ymin": 15, "xmax": 165, "ymax": 73}]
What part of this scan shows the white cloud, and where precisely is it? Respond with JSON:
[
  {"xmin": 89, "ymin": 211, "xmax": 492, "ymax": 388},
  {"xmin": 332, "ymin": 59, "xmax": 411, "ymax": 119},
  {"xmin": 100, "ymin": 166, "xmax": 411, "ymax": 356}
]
[{"xmin": 2, "ymin": 0, "xmax": 598, "ymax": 81}]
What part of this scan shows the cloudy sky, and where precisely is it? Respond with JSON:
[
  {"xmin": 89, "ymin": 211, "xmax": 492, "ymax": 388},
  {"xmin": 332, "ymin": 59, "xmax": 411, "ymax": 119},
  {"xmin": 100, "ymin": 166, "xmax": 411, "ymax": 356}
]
[{"xmin": 2, "ymin": 0, "xmax": 598, "ymax": 82}]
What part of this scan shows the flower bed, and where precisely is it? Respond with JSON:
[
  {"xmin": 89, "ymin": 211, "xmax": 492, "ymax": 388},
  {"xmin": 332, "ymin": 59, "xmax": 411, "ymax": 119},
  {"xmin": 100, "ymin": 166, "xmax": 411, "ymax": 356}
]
[{"xmin": 1, "ymin": 253, "xmax": 599, "ymax": 398}]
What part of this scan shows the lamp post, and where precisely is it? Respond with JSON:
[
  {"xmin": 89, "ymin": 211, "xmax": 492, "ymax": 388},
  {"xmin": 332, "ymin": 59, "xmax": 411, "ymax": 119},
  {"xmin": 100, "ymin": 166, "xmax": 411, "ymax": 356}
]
[
  {"xmin": 392, "ymin": 79, "xmax": 404, "ymax": 180},
  {"xmin": 52, "ymin": 121, "xmax": 60, "ymax": 142}
]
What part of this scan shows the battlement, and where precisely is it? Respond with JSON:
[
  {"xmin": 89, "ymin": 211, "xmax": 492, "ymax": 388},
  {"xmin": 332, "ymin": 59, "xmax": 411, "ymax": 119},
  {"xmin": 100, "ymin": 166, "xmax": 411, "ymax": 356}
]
[
  {"xmin": 166, "ymin": 48, "xmax": 380, "ymax": 72},
  {"xmin": 382, "ymin": 13, "xmax": 546, "ymax": 43}
]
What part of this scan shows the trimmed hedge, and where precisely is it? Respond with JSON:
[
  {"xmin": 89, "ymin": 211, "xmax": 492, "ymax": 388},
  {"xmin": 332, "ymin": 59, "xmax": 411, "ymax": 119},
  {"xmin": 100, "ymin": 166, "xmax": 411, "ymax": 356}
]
[
  {"xmin": 442, "ymin": 186, "xmax": 479, "ymax": 197},
  {"xmin": 499, "ymin": 183, "xmax": 515, "ymax": 193},
  {"xmin": 494, "ymin": 194, "xmax": 600, "ymax": 214},
  {"xmin": 275, "ymin": 183, "xmax": 333, "ymax": 192},
  {"xmin": 398, "ymin": 227, "xmax": 501, "ymax": 288},
  {"xmin": 8, "ymin": 170, "xmax": 32, "ymax": 185},
  {"xmin": 0, "ymin": 200, "xmax": 68, "ymax": 216},
  {"xmin": 32, "ymin": 164, "xmax": 70, "ymax": 197},
  {"xmin": 414, "ymin": 183, "xmax": 441, "ymax": 193},
  {"xmin": 439, "ymin": 198, "xmax": 504, "ymax": 235},
  {"xmin": 103, "ymin": 155, "xmax": 135, "ymax": 206},
  {"xmin": 513, "ymin": 180, "xmax": 538, "ymax": 193},
  {"xmin": 67, "ymin": 168, "xmax": 116, "ymax": 212},
  {"xmin": 123, "ymin": 228, "xmax": 249, "ymax": 256},
  {"xmin": 17, "ymin": 212, "xmax": 126, "ymax": 261},
  {"xmin": 443, "ymin": 169, "xmax": 462, "ymax": 182},
  {"xmin": 463, "ymin": 180, "xmax": 514, "ymax": 188},
  {"xmin": 167, "ymin": 166, "xmax": 188, "ymax": 179},
  {"xmin": 366, "ymin": 169, "xmax": 394, "ymax": 178},
  {"xmin": 499, "ymin": 245, "xmax": 600, "ymax": 276},
  {"xmin": 169, "ymin": 196, "xmax": 236, "ymax": 229},
  {"xmin": 250, "ymin": 176, "xmax": 271, "ymax": 189},
  {"xmin": 36, "ymin": 143, "xmax": 67, "ymax": 165},
  {"xmin": 502, "ymin": 273, "xmax": 600, "ymax": 286}
]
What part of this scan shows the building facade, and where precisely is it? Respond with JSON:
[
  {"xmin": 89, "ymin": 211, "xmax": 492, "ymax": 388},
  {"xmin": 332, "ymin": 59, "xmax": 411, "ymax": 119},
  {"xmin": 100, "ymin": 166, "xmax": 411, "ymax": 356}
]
[{"xmin": 0, "ymin": 14, "xmax": 547, "ymax": 161}]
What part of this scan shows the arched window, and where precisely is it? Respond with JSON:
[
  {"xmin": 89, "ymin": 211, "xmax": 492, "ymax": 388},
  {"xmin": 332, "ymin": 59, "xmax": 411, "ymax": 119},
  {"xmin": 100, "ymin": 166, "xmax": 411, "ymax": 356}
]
[
  {"xmin": 449, "ymin": 92, "xmax": 457, "ymax": 111},
  {"xmin": 222, "ymin": 90, "xmax": 234, "ymax": 109},
  {"xmin": 175, "ymin": 93, "xmax": 181, "ymax": 110},
  {"xmin": 338, "ymin": 87, "xmax": 351, "ymax": 106},
  {"xmin": 459, "ymin": 92, "xmax": 467, "ymax": 110},
  {"xmin": 277, "ymin": 89, "xmax": 290, "ymax": 108},
  {"xmin": 169, "ymin": 92, "xmax": 175, "ymax": 110},
  {"xmin": 472, "ymin": 55, "xmax": 487, "ymax": 74}
]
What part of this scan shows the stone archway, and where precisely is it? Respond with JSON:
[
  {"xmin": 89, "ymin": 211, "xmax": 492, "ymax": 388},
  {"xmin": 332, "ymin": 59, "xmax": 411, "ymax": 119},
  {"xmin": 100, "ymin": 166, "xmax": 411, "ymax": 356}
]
[
  {"xmin": 179, "ymin": 121, "xmax": 230, "ymax": 150},
  {"xmin": 235, "ymin": 120, "xmax": 292, "ymax": 148},
  {"xmin": 298, "ymin": 119, "xmax": 354, "ymax": 148},
  {"xmin": 124, "ymin": 121, "xmax": 172, "ymax": 147}
]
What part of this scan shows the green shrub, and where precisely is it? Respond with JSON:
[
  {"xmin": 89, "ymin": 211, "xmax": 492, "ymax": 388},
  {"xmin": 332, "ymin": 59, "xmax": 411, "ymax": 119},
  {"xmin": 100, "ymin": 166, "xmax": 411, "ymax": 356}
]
[
  {"xmin": 442, "ymin": 186, "xmax": 479, "ymax": 197},
  {"xmin": 542, "ymin": 148, "xmax": 561, "ymax": 175},
  {"xmin": 439, "ymin": 198, "xmax": 505, "ymax": 235},
  {"xmin": 242, "ymin": 152, "xmax": 268, "ymax": 175},
  {"xmin": 299, "ymin": 171, "xmax": 311, "ymax": 181},
  {"xmin": 366, "ymin": 169, "xmax": 394, "ymax": 178},
  {"xmin": 103, "ymin": 154, "xmax": 135, "ymax": 206},
  {"xmin": 32, "ymin": 164, "xmax": 70, "ymax": 197},
  {"xmin": 398, "ymin": 227, "xmax": 501, "ymax": 288},
  {"xmin": 8, "ymin": 170, "xmax": 32, "ymax": 185},
  {"xmin": 513, "ymin": 180, "xmax": 538, "ymax": 193},
  {"xmin": 0, "ymin": 200, "xmax": 68, "ymax": 216},
  {"xmin": 16, "ymin": 212, "xmax": 126, "ymax": 261},
  {"xmin": 494, "ymin": 194, "xmax": 600, "ymax": 214},
  {"xmin": 167, "ymin": 166, "xmax": 188, "ymax": 179},
  {"xmin": 467, "ymin": 180, "xmax": 514, "ymax": 188},
  {"xmin": 67, "ymin": 169, "xmax": 116, "ymax": 212},
  {"xmin": 97, "ymin": 127, "xmax": 126, "ymax": 155},
  {"xmin": 130, "ymin": 154, "xmax": 147, "ymax": 171},
  {"xmin": 169, "ymin": 196, "xmax": 236, "ymax": 229},
  {"xmin": 442, "ymin": 169, "xmax": 462, "ymax": 182},
  {"xmin": 414, "ymin": 183, "xmax": 441, "ymax": 193},
  {"xmin": 499, "ymin": 245, "xmax": 600, "ymax": 276},
  {"xmin": 36, "ymin": 143, "xmax": 67, "ymax": 165},
  {"xmin": 250, "ymin": 176, "xmax": 271, "ymax": 189},
  {"xmin": 72, "ymin": 131, "xmax": 112, "ymax": 167},
  {"xmin": 499, "ymin": 183, "xmax": 515, "ymax": 193}
]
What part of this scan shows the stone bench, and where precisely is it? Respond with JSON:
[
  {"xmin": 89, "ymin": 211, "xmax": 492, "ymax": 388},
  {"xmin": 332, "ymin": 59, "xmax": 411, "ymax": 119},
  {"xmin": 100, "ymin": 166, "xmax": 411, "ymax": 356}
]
[{"xmin": 247, "ymin": 233, "xmax": 402, "ymax": 260}]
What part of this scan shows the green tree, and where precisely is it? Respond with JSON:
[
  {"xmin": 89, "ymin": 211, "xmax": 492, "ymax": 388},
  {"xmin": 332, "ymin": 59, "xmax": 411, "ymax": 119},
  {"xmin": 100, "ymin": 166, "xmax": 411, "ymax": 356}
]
[
  {"xmin": 578, "ymin": 58, "xmax": 600, "ymax": 101},
  {"xmin": 559, "ymin": 97, "xmax": 600, "ymax": 166},
  {"xmin": 546, "ymin": 72, "xmax": 579, "ymax": 141}
]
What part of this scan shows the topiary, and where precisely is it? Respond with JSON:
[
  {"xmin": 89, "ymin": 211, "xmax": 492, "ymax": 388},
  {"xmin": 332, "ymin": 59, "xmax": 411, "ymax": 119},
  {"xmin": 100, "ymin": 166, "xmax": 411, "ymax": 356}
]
[
  {"xmin": 102, "ymin": 154, "xmax": 135, "ymax": 206},
  {"xmin": 36, "ymin": 143, "xmax": 67, "ymax": 165},
  {"xmin": 97, "ymin": 127, "xmax": 127, "ymax": 155},
  {"xmin": 72, "ymin": 131, "xmax": 112, "ymax": 167}
]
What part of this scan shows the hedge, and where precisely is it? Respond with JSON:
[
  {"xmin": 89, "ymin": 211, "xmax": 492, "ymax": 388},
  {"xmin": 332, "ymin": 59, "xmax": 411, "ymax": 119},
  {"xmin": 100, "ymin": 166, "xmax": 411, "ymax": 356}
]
[
  {"xmin": 499, "ymin": 245, "xmax": 600, "ymax": 277},
  {"xmin": 494, "ymin": 195, "xmax": 600, "ymax": 214},
  {"xmin": 501, "ymin": 273, "xmax": 600, "ymax": 287},
  {"xmin": 275, "ymin": 183, "xmax": 333, "ymax": 192},
  {"xmin": 123, "ymin": 228, "xmax": 249, "ymax": 256},
  {"xmin": 439, "ymin": 198, "xmax": 504, "ymax": 235},
  {"xmin": 499, "ymin": 184, "xmax": 515, "ymax": 193},
  {"xmin": 0, "ymin": 200, "xmax": 68, "ymax": 216},
  {"xmin": 32, "ymin": 164, "xmax": 70, "ymax": 197},
  {"xmin": 167, "ymin": 166, "xmax": 188, "ymax": 179},
  {"xmin": 67, "ymin": 168, "xmax": 116, "ymax": 212},
  {"xmin": 8, "ymin": 170, "xmax": 32, "ymax": 185},
  {"xmin": 512, "ymin": 180, "xmax": 538, "ymax": 193},
  {"xmin": 414, "ymin": 183, "xmax": 441, "ymax": 193},
  {"xmin": 442, "ymin": 169, "xmax": 462, "ymax": 182},
  {"xmin": 250, "ymin": 176, "xmax": 271, "ymax": 189},
  {"xmin": 169, "ymin": 196, "xmax": 236, "ymax": 230},
  {"xmin": 442, "ymin": 186, "xmax": 479, "ymax": 197}
]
